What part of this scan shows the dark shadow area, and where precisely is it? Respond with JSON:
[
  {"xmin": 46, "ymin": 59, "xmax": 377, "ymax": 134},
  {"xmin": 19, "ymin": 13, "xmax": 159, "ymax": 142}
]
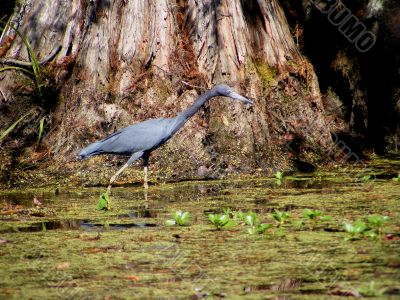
[
  {"xmin": 0, "ymin": 219, "xmax": 157, "ymax": 233},
  {"xmin": 280, "ymin": 0, "xmax": 400, "ymax": 153},
  {"xmin": 0, "ymin": 0, "xmax": 16, "ymax": 21}
]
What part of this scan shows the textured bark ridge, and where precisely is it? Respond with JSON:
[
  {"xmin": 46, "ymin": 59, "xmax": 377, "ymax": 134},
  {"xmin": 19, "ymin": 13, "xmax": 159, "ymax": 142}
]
[
  {"xmin": 188, "ymin": 0, "xmax": 301, "ymax": 80},
  {"xmin": 0, "ymin": 0, "xmax": 333, "ymax": 186}
]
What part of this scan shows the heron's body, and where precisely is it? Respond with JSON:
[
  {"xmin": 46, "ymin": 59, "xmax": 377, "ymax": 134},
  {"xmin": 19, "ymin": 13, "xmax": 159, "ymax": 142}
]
[
  {"xmin": 79, "ymin": 117, "xmax": 178, "ymax": 159},
  {"xmin": 79, "ymin": 84, "xmax": 252, "ymax": 193}
]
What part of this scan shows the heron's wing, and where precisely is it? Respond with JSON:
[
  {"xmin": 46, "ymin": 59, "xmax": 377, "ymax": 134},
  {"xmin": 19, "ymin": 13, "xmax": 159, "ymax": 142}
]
[{"xmin": 94, "ymin": 118, "xmax": 175, "ymax": 155}]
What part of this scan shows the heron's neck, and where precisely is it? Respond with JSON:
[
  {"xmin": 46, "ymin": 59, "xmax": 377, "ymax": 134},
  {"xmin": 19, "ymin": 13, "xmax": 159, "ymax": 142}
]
[{"xmin": 177, "ymin": 89, "xmax": 218, "ymax": 124}]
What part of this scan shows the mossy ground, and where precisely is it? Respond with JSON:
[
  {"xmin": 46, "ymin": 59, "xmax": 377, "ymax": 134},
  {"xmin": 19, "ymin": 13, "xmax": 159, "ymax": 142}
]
[{"xmin": 0, "ymin": 157, "xmax": 399, "ymax": 299}]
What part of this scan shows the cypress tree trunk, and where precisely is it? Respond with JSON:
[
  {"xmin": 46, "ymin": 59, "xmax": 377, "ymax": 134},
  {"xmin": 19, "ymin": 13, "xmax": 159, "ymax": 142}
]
[{"xmin": 0, "ymin": 0, "xmax": 333, "ymax": 186}]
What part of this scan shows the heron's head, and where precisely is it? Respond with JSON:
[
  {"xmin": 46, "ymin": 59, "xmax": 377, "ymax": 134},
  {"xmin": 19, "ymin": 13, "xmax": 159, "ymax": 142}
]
[{"xmin": 215, "ymin": 84, "xmax": 253, "ymax": 105}]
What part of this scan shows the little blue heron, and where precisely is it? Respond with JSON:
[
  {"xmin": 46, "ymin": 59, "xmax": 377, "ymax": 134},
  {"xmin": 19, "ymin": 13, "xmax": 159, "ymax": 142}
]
[{"xmin": 79, "ymin": 84, "xmax": 253, "ymax": 193}]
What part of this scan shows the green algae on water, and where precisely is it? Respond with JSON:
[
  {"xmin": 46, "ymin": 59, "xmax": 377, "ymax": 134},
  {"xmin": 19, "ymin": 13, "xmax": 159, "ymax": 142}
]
[{"xmin": 0, "ymin": 156, "xmax": 399, "ymax": 299}]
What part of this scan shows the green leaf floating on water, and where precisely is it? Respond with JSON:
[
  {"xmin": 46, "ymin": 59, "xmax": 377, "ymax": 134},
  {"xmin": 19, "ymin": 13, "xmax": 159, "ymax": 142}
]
[
  {"xmin": 97, "ymin": 193, "xmax": 111, "ymax": 211},
  {"xmin": 392, "ymin": 174, "xmax": 400, "ymax": 182},
  {"xmin": 165, "ymin": 210, "xmax": 191, "ymax": 226}
]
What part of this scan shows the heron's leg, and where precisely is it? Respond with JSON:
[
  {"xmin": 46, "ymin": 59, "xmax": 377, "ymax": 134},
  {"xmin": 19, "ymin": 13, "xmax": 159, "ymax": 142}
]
[
  {"xmin": 143, "ymin": 166, "xmax": 149, "ymax": 202},
  {"xmin": 143, "ymin": 166, "xmax": 149, "ymax": 190},
  {"xmin": 142, "ymin": 152, "xmax": 150, "ymax": 192},
  {"xmin": 107, "ymin": 163, "xmax": 129, "ymax": 194},
  {"xmin": 107, "ymin": 151, "xmax": 144, "ymax": 194}
]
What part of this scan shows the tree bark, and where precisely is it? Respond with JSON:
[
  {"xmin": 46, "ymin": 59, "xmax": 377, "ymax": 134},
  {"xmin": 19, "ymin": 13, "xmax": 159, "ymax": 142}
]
[{"xmin": 0, "ymin": 0, "xmax": 333, "ymax": 186}]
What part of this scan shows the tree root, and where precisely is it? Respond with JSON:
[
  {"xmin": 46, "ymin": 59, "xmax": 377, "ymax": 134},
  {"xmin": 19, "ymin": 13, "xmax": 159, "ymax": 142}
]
[{"xmin": 0, "ymin": 44, "xmax": 62, "ymax": 67}]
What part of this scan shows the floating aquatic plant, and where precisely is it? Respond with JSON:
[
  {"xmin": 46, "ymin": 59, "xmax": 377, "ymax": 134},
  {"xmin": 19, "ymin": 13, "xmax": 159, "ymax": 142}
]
[
  {"xmin": 165, "ymin": 210, "xmax": 191, "ymax": 226},
  {"xmin": 361, "ymin": 175, "xmax": 372, "ymax": 182},
  {"xmin": 357, "ymin": 281, "xmax": 387, "ymax": 297},
  {"xmin": 274, "ymin": 171, "xmax": 284, "ymax": 185},
  {"xmin": 208, "ymin": 213, "xmax": 236, "ymax": 230},
  {"xmin": 243, "ymin": 211, "xmax": 272, "ymax": 235},
  {"xmin": 343, "ymin": 220, "xmax": 370, "ymax": 241},
  {"xmin": 344, "ymin": 214, "xmax": 391, "ymax": 241},
  {"xmin": 366, "ymin": 215, "xmax": 390, "ymax": 235},
  {"xmin": 271, "ymin": 209, "xmax": 290, "ymax": 226},
  {"xmin": 232, "ymin": 209, "xmax": 245, "ymax": 221},
  {"xmin": 392, "ymin": 174, "xmax": 400, "ymax": 182},
  {"xmin": 302, "ymin": 209, "xmax": 332, "ymax": 230},
  {"xmin": 248, "ymin": 223, "xmax": 273, "ymax": 235},
  {"xmin": 274, "ymin": 171, "xmax": 284, "ymax": 180},
  {"xmin": 97, "ymin": 193, "xmax": 111, "ymax": 211}
]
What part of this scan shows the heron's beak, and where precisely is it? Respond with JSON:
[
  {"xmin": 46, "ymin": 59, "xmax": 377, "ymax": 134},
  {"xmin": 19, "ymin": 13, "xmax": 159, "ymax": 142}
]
[{"xmin": 228, "ymin": 91, "xmax": 253, "ymax": 105}]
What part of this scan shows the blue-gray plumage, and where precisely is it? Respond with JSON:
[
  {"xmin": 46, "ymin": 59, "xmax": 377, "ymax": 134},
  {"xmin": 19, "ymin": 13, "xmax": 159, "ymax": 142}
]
[{"xmin": 79, "ymin": 84, "xmax": 253, "ymax": 193}]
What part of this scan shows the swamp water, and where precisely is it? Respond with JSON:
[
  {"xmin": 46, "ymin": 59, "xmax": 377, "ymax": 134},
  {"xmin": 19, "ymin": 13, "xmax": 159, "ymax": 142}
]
[{"xmin": 0, "ymin": 158, "xmax": 399, "ymax": 299}]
